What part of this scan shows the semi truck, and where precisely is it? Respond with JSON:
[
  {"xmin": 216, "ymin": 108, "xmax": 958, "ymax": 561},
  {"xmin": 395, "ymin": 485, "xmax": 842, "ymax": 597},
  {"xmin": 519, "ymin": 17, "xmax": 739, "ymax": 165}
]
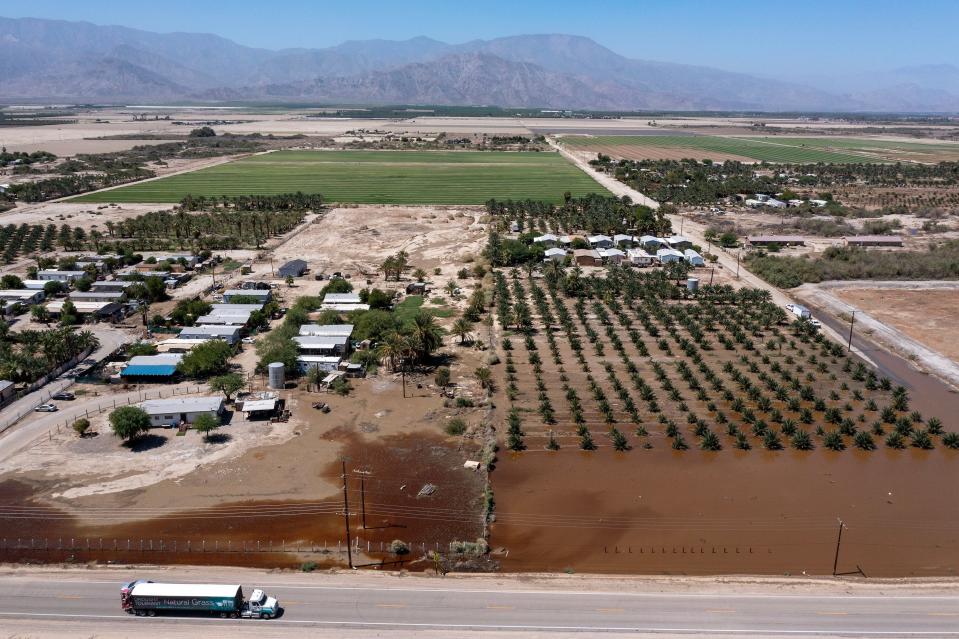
[{"xmin": 120, "ymin": 581, "xmax": 279, "ymax": 619}]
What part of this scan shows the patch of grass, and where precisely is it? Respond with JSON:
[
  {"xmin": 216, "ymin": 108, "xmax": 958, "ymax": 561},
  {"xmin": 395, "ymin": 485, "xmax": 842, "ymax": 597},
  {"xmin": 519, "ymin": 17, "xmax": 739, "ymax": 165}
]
[
  {"xmin": 71, "ymin": 150, "xmax": 609, "ymax": 204},
  {"xmin": 394, "ymin": 295, "xmax": 455, "ymax": 325}
]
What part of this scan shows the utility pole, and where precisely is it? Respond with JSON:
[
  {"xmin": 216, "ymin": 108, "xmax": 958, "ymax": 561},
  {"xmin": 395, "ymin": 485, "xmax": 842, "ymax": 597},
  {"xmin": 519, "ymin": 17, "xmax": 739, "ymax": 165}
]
[
  {"xmin": 736, "ymin": 250, "xmax": 741, "ymax": 279},
  {"xmin": 832, "ymin": 518, "xmax": 846, "ymax": 576},
  {"xmin": 341, "ymin": 459, "xmax": 353, "ymax": 569},
  {"xmin": 360, "ymin": 477, "xmax": 367, "ymax": 529},
  {"xmin": 709, "ymin": 268, "xmax": 715, "ymax": 286},
  {"xmin": 846, "ymin": 310, "xmax": 857, "ymax": 353},
  {"xmin": 270, "ymin": 256, "xmax": 275, "ymax": 277}
]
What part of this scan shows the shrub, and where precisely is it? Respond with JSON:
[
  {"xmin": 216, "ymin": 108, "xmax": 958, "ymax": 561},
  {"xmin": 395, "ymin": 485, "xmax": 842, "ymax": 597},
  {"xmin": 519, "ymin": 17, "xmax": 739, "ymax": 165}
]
[
  {"xmin": 445, "ymin": 418, "xmax": 467, "ymax": 436},
  {"xmin": 434, "ymin": 366, "xmax": 451, "ymax": 387},
  {"xmin": 300, "ymin": 561, "xmax": 318, "ymax": 572},
  {"xmin": 389, "ymin": 540, "xmax": 410, "ymax": 555},
  {"xmin": 72, "ymin": 418, "xmax": 91, "ymax": 437}
]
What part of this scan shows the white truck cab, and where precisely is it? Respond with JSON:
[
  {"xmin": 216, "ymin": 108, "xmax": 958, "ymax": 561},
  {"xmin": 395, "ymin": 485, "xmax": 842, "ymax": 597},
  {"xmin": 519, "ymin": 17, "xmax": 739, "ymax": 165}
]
[{"xmin": 241, "ymin": 588, "xmax": 279, "ymax": 619}]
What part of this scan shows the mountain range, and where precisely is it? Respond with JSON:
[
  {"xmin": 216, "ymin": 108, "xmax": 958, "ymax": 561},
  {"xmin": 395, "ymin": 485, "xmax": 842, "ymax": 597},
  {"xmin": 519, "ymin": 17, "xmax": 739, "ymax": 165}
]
[{"xmin": 1, "ymin": 17, "xmax": 957, "ymax": 112}]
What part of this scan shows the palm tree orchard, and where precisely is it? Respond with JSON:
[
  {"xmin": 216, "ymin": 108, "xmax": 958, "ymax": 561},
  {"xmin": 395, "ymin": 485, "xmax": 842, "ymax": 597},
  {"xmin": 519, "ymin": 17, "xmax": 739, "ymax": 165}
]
[{"xmin": 490, "ymin": 262, "xmax": 955, "ymax": 455}]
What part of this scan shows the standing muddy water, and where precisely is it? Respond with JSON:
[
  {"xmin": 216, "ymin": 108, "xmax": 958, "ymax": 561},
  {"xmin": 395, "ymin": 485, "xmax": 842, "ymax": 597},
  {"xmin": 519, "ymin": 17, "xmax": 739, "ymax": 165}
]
[{"xmin": 490, "ymin": 296, "xmax": 959, "ymax": 577}]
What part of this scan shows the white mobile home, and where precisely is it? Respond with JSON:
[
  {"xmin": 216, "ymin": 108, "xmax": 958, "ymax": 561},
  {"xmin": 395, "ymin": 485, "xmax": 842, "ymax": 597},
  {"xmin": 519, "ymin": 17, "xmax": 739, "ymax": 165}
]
[
  {"xmin": 140, "ymin": 396, "xmax": 224, "ymax": 427},
  {"xmin": 626, "ymin": 248, "xmax": 654, "ymax": 267},
  {"xmin": 656, "ymin": 248, "xmax": 685, "ymax": 264},
  {"xmin": 684, "ymin": 249, "xmax": 705, "ymax": 267}
]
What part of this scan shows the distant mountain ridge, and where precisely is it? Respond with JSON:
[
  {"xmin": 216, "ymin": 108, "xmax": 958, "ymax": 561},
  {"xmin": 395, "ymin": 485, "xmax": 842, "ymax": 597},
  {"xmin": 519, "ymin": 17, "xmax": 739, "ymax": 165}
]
[{"xmin": 1, "ymin": 16, "xmax": 957, "ymax": 112}]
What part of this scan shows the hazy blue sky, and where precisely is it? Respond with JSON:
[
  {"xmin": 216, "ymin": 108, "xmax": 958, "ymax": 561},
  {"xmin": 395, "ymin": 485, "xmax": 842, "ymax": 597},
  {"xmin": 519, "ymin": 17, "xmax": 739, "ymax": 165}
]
[{"xmin": 5, "ymin": 0, "xmax": 957, "ymax": 75}]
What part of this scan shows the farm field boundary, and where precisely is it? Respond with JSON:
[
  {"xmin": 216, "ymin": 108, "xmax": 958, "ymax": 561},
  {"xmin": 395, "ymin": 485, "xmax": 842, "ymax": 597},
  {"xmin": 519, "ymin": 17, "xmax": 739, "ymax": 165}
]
[{"xmin": 69, "ymin": 150, "xmax": 610, "ymax": 205}]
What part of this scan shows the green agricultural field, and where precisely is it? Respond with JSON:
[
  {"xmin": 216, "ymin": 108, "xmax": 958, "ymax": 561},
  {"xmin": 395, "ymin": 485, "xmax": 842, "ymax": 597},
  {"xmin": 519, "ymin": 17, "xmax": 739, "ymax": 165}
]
[
  {"xmin": 71, "ymin": 150, "xmax": 609, "ymax": 204},
  {"xmin": 560, "ymin": 135, "xmax": 896, "ymax": 164},
  {"xmin": 742, "ymin": 136, "xmax": 959, "ymax": 162}
]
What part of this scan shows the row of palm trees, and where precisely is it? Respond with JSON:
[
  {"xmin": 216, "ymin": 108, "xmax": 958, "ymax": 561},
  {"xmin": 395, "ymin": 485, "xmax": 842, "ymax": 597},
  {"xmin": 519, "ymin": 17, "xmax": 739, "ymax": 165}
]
[{"xmin": 0, "ymin": 327, "xmax": 99, "ymax": 383}]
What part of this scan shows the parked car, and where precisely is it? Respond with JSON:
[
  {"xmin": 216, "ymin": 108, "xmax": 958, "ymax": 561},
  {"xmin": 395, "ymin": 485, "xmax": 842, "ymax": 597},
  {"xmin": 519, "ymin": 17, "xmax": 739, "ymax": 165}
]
[
  {"xmin": 241, "ymin": 337, "xmax": 256, "ymax": 344},
  {"xmin": 35, "ymin": 404, "xmax": 58, "ymax": 412},
  {"xmin": 51, "ymin": 391, "xmax": 75, "ymax": 401}
]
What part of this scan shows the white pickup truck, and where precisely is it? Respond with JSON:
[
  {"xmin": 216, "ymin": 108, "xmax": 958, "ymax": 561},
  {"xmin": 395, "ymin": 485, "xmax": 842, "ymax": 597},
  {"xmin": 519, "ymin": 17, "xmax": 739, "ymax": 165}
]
[{"xmin": 785, "ymin": 303, "xmax": 821, "ymax": 328}]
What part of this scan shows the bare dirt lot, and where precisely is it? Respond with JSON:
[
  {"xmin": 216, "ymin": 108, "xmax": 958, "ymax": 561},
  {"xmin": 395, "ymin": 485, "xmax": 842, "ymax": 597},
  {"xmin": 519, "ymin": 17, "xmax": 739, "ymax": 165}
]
[{"xmin": 833, "ymin": 285, "xmax": 959, "ymax": 362}]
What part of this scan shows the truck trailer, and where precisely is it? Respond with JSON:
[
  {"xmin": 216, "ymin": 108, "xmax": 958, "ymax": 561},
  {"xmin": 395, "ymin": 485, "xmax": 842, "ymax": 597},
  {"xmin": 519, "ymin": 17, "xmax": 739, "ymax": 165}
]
[{"xmin": 121, "ymin": 581, "xmax": 279, "ymax": 619}]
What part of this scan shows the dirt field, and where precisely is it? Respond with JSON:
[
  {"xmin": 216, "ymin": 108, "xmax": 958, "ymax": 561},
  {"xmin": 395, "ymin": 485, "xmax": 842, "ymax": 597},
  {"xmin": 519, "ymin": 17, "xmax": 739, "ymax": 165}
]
[
  {"xmin": 562, "ymin": 141, "xmax": 754, "ymax": 163},
  {"xmin": 833, "ymin": 286, "xmax": 959, "ymax": 362}
]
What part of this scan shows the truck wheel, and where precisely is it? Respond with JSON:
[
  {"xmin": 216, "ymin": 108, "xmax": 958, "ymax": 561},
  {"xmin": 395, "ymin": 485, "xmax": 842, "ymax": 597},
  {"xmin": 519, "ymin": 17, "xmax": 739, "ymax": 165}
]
[
  {"xmin": 147, "ymin": 610, "xmax": 156, "ymax": 617},
  {"xmin": 135, "ymin": 610, "xmax": 144, "ymax": 616},
  {"xmin": 219, "ymin": 613, "xmax": 227, "ymax": 618},
  {"xmin": 230, "ymin": 612, "xmax": 239, "ymax": 619},
  {"xmin": 262, "ymin": 613, "xmax": 272, "ymax": 620}
]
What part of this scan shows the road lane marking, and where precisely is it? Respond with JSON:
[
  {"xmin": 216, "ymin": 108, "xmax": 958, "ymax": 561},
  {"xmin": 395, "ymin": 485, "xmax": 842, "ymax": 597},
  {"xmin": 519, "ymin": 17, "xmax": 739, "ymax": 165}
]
[
  {"xmin": 706, "ymin": 609, "xmax": 737, "ymax": 613},
  {"xmin": 816, "ymin": 611, "xmax": 848, "ymax": 616},
  {"xmin": 595, "ymin": 608, "xmax": 625, "ymax": 613},
  {"xmin": 375, "ymin": 603, "xmax": 407, "ymax": 608},
  {"xmin": 486, "ymin": 605, "xmax": 514, "ymax": 610},
  {"xmin": 929, "ymin": 612, "xmax": 959, "ymax": 616},
  {"xmin": 56, "ymin": 595, "xmax": 84, "ymax": 600},
  {"xmin": 1, "ymin": 611, "xmax": 959, "ymax": 635}
]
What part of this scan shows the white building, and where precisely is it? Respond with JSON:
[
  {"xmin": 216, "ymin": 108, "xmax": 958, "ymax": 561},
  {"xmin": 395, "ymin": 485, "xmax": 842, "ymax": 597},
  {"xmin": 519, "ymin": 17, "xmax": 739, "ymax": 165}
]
[
  {"xmin": 639, "ymin": 235, "xmax": 668, "ymax": 250},
  {"xmin": 222, "ymin": 289, "xmax": 271, "ymax": 304},
  {"xmin": 0, "ymin": 289, "xmax": 44, "ymax": 306},
  {"xmin": 297, "ymin": 355, "xmax": 342, "ymax": 374},
  {"xmin": 587, "ymin": 234, "xmax": 613, "ymax": 249},
  {"xmin": 598, "ymin": 248, "xmax": 626, "ymax": 264},
  {"xmin": 140, "ymin": 396, "xmax": 224, "ymax": 427},
  {"xmin": 294, "ymin": 334, "xmax": 350, "ymax": 356},
  {"xmin": 69, "ymin": 290, "xmax": 125, "ymax": 303},
  {"xmin": 666, "ymin": 235, "xmax": 692, "ymax": 249},
  {"xmin": 543, "ymin": 247, "xmax": 567, "ymax": 262},
  {"xmin": 656, "ymin": 248, "xmax": 685, "ymax": 263},
  {"xmin": 178, "ymin": 325, "xmax": 242, "ymax": 345},
  {"xmin": 532, "ymin": 233, "xmax": 559, "ymax": 246},
  {"xmin": 613, "ymin": 234, "xmax": 635, "ymax": 247},
  {"xmin": 684, "ymin": 249, "xmax": 705, "ymax": 267},
  {"xmin": 37, "ymin": 270, "xmax": 85, "ymax": 282},
  {"xmin": 626, "ymin": 248, "xmax": 654, "ymax": 267},
  {"xmin": 299, "ymin": 324, "xmax": 354, "ymax": 338}
]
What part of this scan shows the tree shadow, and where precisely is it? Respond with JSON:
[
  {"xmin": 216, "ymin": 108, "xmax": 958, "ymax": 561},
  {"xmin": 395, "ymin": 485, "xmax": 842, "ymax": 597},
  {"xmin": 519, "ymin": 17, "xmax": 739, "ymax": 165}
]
[
  {"xmin": 204, "ymin": 433, "xmax": 232, "ymax": 445},
  {"xmin": 126, "ymin": 433, "xmax": 167, "ymax": 452}
]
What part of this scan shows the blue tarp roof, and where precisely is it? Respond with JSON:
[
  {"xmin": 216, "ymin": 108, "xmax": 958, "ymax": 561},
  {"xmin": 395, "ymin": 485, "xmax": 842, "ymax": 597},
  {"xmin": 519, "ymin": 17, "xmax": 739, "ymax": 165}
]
[{"xmin": 121, "ymin": 365, "xmax": 178, "ymax": 377}]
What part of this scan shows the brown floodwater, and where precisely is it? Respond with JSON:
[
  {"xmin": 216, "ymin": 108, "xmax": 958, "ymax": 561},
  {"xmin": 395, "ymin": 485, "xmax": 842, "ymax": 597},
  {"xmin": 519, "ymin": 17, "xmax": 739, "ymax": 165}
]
[
  {"xmin": 0, "ymin": 433, "xmax": 485, "ymax": 569},
  {"xmin": 490, "ymin": 446, "xmax": 959, "ymax": 576}
]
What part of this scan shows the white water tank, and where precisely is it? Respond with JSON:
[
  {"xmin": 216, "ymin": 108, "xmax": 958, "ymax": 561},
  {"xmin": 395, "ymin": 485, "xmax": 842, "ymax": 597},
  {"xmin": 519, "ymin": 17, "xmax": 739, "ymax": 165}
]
[
  {"xmin": 687, "ymin": 277, "xmax": 700, "ymax": 293},
  {"xmin": 268, "ymin": 362, "xmax": 285, "ymax": 389}
]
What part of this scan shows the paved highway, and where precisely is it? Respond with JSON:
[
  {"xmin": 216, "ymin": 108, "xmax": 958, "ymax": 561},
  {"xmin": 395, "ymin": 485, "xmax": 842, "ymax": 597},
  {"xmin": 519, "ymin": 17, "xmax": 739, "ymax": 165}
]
[{"xmin": 0, "ymin": 570, "xmax": 957, "ymax": 637}]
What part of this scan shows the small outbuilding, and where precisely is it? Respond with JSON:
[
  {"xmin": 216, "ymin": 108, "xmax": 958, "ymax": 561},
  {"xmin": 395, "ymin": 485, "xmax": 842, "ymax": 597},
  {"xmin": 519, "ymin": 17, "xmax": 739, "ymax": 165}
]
[
  {"xmin": 587, "ymin": 234, "xmax": 613, "ymax": 249},
  {"xmin": 121, "ymin": 354, "xmax": 183, "ymax": 380},
  {"xmin": 277, "ymin": 259, "xmax": 308, "ymax": 278},
  {"xmin": 573, "ymin": 249, "xmax": 602, "ymax": 267},
  {"xmin": 626, "ymin": 248, "xmax": 654, "ymax": 267}
]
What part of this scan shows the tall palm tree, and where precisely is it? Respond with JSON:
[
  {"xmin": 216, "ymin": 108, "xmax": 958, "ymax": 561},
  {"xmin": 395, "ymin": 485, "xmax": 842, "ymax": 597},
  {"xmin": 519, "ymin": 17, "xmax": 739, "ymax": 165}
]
[
  {"xmin": 451, "ymin": 317, "xmax": 474, "ymax": 345},
  {"xmin": 408, "ymin": 312, "xmax": 443, "ymax": 362}
]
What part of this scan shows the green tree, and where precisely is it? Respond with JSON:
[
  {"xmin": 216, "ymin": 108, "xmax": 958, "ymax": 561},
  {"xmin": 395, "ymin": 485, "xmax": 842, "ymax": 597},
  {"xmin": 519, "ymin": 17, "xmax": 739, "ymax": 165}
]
[
  {"xmin": 210, "ymin": 372, "xmax": 245, "ymax": 402},
  {"xmin": 474, "ymin": 366, "xmax": 493, "ymax": 394},
  {"xmin": 178, "ymin": 340, "xmax": 233, "ymax": 378},
  {"xmin": 451, "ymin": 317, "xmax": 474, "ymax": 344},
  {"xmin": 434, "ymin": 366, "xmax": 451, "ymax": 387},
  {"xmin": 109, "ymin": 406, "xmax": 151, "ymax": 443},
  {"xmin": 192, "ymin": 413, "xmax": 221, "ymax": 441}
]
